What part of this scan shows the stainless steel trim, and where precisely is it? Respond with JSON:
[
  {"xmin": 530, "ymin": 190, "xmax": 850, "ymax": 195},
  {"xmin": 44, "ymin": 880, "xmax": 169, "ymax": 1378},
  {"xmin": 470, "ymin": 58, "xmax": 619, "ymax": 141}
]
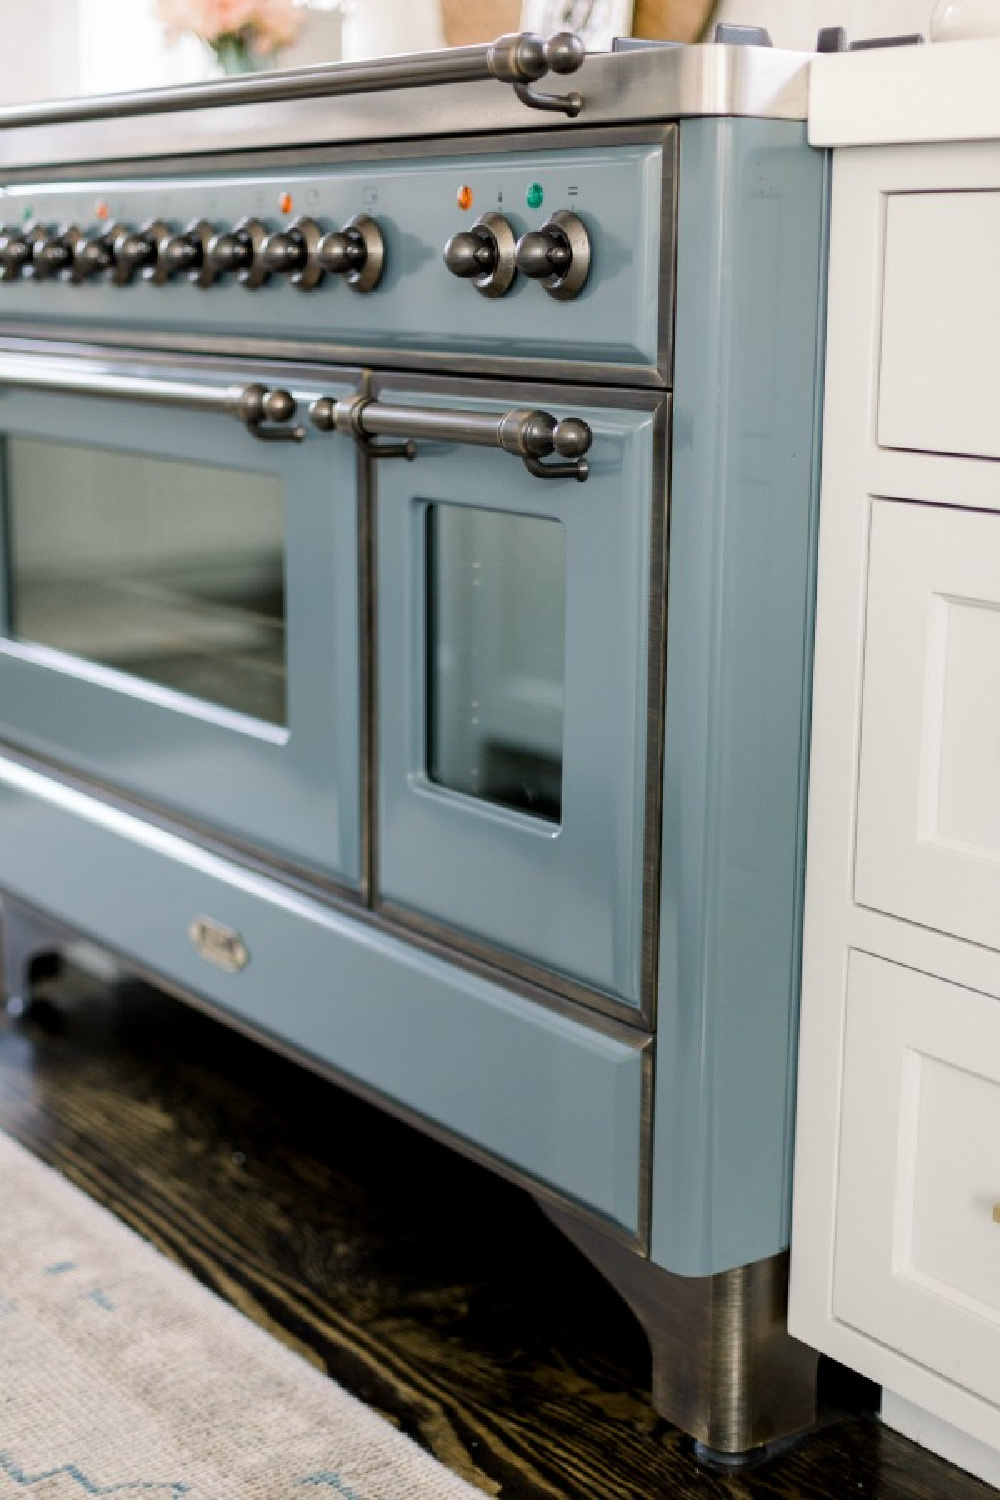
[
  {"xmin": 538, "ymin": 1205, "xmax": 819, "ymax": 1455},
  {"xmin": 640, "ymin": 398, "xmax": 670, "ymax": 1034},
  {"xmin": 638, "ymin": 1042, "xmax": 654, "ymax": 1252},
  {"xmin": 0, "ymin": 889, "xmax": 648, "ymax": 1256},
  {"xmin": 0, "ymin": 349, "xmax": 305, "ymax": 441},
  {"xmin": 0, "ymin": 49, "xmax": 809, "ymax": 171},
  {"xmin": 0, "ymin": 322, "xmax": 667, "ymax": 394},
  {"xmin": 358, "ymin": 368, "xmax": 377, "ymax": 908}
]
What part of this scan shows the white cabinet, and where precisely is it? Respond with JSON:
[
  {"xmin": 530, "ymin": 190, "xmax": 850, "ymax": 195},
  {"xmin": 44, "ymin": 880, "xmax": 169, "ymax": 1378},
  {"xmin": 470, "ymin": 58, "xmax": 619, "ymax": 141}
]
[
  {"xmin": 878, "ymin": 191, "xmax": 1000, "ymax": 461},
  {"xmin": 791, "ymin": 57, "xmax": 1000, "ymax": 1491},
  {"xmin": 835, "ymin": 954, "xmax": 1000, "ymax": 1405},
  {"xmin": 856, "ymin": 499, "xmax": 1000, "ymax": 949}
]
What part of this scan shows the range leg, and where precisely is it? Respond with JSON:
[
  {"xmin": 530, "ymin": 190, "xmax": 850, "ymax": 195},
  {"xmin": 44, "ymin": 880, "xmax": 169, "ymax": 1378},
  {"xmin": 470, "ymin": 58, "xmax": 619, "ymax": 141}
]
[
  {"xmin": 540, "ymin": 1201, "xmax": 818, "ymax": 1464},
  {"xmin": 0, "ymin": 897, "xmax": 72, "ymax": 1016}
]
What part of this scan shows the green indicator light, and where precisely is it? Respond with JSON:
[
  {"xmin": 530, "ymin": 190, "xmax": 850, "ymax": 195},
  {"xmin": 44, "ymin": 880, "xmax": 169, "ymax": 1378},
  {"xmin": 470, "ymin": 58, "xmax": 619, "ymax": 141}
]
[
  {"xmin": 21, "ymin": 205, "xmax": 32, "ymax": 221},
  {"xmin": 526, "ymin": 182, "xmax": 544, "ymax": 210}
]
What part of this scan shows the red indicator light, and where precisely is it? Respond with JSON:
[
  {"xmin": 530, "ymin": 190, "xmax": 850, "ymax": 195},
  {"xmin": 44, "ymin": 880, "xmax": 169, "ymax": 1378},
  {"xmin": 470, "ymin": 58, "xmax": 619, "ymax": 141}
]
[
  {"xmin": 280, "ymin": 191, "xmax": 293, "ymax": 214},
  {"xmin": 457, "ymin": 185, "xmax": 473, "ymax": 211},
  {"xmin": 95, "ymin": 201, "xmax": 110, "ymax": 220}
]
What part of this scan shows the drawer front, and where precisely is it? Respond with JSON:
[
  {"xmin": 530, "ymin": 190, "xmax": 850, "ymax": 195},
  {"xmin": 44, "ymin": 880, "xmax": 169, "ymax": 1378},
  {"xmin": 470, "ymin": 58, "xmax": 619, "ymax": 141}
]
[
  {"xmin": 856, "ymin": 499, "xmax": 1000, "ymax": 953},
  {"xmin": 0, "ymin": 753, "xmax": 646, "ymax": 1234},
  {"xmin": 835, "ymin": 951, "xmax": 1000, "ymax": 1402},
  {"xmin": 879, "ymin": 191, "xmax": 1000, "ymax": 460}
]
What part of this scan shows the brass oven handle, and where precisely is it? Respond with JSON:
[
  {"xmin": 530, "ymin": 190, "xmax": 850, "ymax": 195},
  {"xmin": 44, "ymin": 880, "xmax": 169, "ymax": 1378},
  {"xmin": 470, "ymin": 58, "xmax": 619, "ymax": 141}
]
[
  {"xmin": 0, "ymin": 355, "xmax": 305, "ymax": 443},
  {"xmin": 309, "ymin": 393, "xmax": 592, "ymax": 482},
  {"xmin": 0, "ymin": 33, "xmax": 586, "ymax": 127}
]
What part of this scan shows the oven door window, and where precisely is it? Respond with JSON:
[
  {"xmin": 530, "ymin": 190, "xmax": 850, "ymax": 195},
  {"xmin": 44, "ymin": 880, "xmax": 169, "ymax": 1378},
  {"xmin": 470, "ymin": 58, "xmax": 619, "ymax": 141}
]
[
  {"xmin": 0, "ymin": 367, "xmax": 362, "ymax": 888},
  {"xmin": 427, "ymin": 505, "xmax": 566, "ymax": 823},
  {"xmin": 376, "ymin": 384, "xmax": 663, "ymax": 1013},
  {"xmin": 7, "ymin": 438, "xmax": 287, "ymax": 728}
]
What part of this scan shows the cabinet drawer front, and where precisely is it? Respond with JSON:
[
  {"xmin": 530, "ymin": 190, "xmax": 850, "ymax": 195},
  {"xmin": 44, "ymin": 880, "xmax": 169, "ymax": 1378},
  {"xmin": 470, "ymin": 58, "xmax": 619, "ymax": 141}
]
[
  {"xmin": 879, "ymin": 191, "xmax": 1000, "ymax": 461},
  {"xmin": 835, "ymin": 952, "xmax": 1000, "ymax": 1402},
  {"xmin": 856, "ymin": 499, "xmax": 1000, "ymax": 954}
]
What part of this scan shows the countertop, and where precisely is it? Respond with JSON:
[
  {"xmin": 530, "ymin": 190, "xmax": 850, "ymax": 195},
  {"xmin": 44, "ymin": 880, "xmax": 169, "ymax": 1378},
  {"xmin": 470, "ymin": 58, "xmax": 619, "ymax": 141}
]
[{"xmin": 809, "ymin": 35, "xmax": 1000, "ymax": 146}]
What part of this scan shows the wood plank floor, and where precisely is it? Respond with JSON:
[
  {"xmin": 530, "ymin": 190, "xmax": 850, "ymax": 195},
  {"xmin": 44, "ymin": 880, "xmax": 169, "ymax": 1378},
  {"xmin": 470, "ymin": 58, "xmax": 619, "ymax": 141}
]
[{"xmin": 0, "ymin": 961, "xmax": 991, "ymax": 1500}]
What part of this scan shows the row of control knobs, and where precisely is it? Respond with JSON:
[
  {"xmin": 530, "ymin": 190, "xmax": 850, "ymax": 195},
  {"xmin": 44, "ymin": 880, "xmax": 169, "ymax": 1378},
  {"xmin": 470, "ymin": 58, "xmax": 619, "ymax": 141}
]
[
  {"xmin": 0, "ymin": 207, "xmax": 591, "ymax": 301},
  {"xmin": 0, "ymin": 213, "xmax": 385, "ymax": 293},
  {"xmin": 444, "ymin": 210, "xmax": 589, "ymax": 300}
]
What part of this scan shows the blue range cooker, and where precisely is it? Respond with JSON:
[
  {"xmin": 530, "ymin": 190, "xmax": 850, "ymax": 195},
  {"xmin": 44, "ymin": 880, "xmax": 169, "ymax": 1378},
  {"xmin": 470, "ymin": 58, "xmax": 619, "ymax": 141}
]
[{"xmin": 0, "ymin": 30, "xmax": 827, "ymax": 1459}]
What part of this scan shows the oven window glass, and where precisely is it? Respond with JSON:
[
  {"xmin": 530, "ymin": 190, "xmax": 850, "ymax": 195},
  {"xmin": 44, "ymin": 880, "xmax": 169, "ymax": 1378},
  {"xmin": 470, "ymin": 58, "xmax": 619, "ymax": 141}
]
[
  {"xmin": 4, "ymin": 437, "xmax": 287, "ymax": 727},
  {"xmin": 426, "ymin": 504, "xmax": 566, "ymax": 822}
]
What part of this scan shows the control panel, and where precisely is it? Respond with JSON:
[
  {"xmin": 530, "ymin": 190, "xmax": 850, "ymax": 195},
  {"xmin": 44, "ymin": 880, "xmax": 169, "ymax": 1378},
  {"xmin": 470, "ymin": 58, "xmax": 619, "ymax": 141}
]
[{"xmin": 0, "ymin": 140, "xmax": 669, "ymax": 374}]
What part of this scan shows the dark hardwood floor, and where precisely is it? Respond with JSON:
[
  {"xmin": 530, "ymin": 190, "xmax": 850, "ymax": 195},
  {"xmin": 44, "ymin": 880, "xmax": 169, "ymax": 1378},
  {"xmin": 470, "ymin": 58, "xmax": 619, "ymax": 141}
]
[{"xmin": 0, "ymin": 957, "xmax": 990, "ymax": 1499}]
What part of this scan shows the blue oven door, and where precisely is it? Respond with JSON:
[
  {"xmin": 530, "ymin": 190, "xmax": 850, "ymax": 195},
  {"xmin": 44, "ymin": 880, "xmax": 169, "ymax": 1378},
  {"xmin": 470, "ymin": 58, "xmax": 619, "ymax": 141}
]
[
  {"xmin": 369, "ymin": 377, "xmax": 666, "ymax": 1017},
  {"xmin": 0, "ymin": 347, "xmax": 362, "ymax": 890}
]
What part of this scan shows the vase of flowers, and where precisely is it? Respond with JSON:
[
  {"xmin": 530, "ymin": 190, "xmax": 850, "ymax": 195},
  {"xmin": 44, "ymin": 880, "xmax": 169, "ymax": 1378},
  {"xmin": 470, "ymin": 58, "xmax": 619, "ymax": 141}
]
[{"xmin": 155, "ymin": 0, "xmax": 305, "ymax": 74}]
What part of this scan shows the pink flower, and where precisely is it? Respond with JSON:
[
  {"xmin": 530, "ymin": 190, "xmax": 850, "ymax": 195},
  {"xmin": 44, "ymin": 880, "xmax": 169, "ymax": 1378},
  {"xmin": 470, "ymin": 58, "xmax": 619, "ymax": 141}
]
[
  {"xmin": 198, "ymin": 0, "xmax": 260, "ymax": 39},
  {"xmin": 154, "ymin": 0, "xmax": 301, "ymax": 51},
  {"xmin": 251, "ymin": 0, "xmax": 303, "ymax": 53}
]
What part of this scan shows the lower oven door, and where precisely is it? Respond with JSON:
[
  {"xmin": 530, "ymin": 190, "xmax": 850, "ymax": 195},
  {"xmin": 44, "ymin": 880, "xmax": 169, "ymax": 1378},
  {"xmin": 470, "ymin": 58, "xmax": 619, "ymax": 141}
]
[
  {"xmin": 0, "ymin": 346, "xmax": 362, "ymax": 889},
  {"xmin": 365, "ymin": 376, "xmax": 666, "ymax": 1016}
]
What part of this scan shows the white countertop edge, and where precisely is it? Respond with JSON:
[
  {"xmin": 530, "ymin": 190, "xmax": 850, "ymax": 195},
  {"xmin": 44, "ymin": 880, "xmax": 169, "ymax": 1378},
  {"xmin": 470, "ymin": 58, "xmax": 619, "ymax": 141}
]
[{"xmin": 809, "ymin": 37, "xmax": 1000, "ymax": 147}]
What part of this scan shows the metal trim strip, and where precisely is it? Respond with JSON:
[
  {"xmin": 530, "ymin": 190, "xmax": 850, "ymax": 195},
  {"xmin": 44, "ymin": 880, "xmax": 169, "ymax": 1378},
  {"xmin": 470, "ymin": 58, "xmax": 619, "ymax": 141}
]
[{"xmin": 0, "ymin": 48, "xmax": 809, "ymax": 172}]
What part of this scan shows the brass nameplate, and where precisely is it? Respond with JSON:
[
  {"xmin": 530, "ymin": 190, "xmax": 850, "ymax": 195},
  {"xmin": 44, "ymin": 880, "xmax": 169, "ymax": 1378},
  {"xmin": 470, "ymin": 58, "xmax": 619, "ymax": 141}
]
[{"xmin": 189, "ymin": 917, "xmax": 249, "ymax": 974}]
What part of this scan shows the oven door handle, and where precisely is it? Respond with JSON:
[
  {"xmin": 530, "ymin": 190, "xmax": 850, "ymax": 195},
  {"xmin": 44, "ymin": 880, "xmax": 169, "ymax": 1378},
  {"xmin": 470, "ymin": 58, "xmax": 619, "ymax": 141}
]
[
  {"xmin": 309, "ymin": 393, "xmax": 592, "ymax": 482},
  {"xmin": 0, "ymin": 355, "xmax": 306, "ymax": 443}
]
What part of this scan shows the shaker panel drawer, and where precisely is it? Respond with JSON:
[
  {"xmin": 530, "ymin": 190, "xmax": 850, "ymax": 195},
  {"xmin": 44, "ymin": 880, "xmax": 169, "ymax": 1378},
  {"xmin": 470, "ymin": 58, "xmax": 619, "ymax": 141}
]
[
  {"xmin": 834, "ymin": 952, "xmax": 1000, "ymax": 1403},
  {"xmin": 879, "ymin": 191, "xmax": 1000, "ymax": 460},
  {"xmin": 856, "ymin": 499, "xmax": 1000, "ymax": 957}
]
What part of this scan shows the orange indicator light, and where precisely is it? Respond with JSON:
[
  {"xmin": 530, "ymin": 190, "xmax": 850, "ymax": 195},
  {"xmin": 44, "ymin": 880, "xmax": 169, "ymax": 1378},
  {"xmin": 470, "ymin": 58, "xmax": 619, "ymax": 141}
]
[
  {"xmin": 456, "ymin": 184, "xmax": 473, "ymax": 211},
  {"xmin": 280, "ymin": 191, "xmax": 293, "ymax": 214},
  {"xmin": 95, "ymin": 200, "xmax": 110, "ymax": 220}
]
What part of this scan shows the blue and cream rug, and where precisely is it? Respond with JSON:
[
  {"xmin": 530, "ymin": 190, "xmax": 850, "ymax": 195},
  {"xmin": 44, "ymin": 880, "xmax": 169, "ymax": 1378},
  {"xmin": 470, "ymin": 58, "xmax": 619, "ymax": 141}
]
[{"xmin": 0, "ymin": 1132, "xmax": 486, "ymax": 1498}]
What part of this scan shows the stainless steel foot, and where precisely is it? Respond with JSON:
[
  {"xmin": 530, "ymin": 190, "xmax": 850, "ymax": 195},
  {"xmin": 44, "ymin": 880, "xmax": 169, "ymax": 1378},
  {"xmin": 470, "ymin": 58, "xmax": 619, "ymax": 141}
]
[
  {"xmin": 0, "ymin": 896, "xmax": 73, "ymax": 1017},
  {"xmin": 540, "ymin": 1200, "xmax": 818, "ymax": 1462}
]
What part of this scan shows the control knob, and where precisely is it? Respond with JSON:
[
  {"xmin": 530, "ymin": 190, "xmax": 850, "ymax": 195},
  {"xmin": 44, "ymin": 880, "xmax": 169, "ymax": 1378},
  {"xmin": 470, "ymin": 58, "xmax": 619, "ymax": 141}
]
[
  {"xmin": 205, "ymin": 217, "xmax": 270, "ymax": 289},
  {"xmin": 443, "ymin": 212, "xmax": 516, "ymax": 298},
  {"xmin": 315, "ymin": 214, "xmax": 384, "ymax": 294},
  {"xmin": 112, "ymin": 219, "xmax": 169, "ymax": 285},
  {"xmin": 74, "ymin": 225, "xmax": 120, "ymax": 280},
  {"xmin": 158, "ymin": 219, "xmax": 218, "ymax": 287},
  {"xmin": 31, "ymin": 226, "xmax": 86, "ymax": 281},
  {"xmin": 259, "ymin": 216, "xmax": 323, "ymax": 291},
  {"xmin": 0, "ymin": 224, "xmax": 46, "ymax": 281},
  {"xmin": 515, "ymin": 210, "xmax": 590, "ymax": 301}
]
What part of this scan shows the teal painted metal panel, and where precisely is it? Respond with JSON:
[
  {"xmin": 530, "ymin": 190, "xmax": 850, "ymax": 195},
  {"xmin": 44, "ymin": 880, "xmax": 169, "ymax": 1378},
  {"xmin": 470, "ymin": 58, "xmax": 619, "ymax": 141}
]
[
  {"xmin": 650, "ymin": 119, "xmax": 828, "ymax": 1276},
  {"xmin": 0, "ymin": 143, "xmax": 665, "ymax": 370},
  {"xmin": 0, "ymin": 757, "xmax": 644, "ymax": 1233},
  {"xmin": 375, "ymin": 382, "xmax": 658, "ymax": 1006},
  {"xmin": 0, "ymin": 369, "xmax": 362, "ymax": 886}
]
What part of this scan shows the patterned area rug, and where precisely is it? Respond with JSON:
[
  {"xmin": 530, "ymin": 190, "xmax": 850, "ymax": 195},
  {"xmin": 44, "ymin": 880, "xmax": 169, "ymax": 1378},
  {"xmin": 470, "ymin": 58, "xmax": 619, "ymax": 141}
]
[{"xmin": 0, "ymin": 1132, "xmax": 483, "ymax": 1498}]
